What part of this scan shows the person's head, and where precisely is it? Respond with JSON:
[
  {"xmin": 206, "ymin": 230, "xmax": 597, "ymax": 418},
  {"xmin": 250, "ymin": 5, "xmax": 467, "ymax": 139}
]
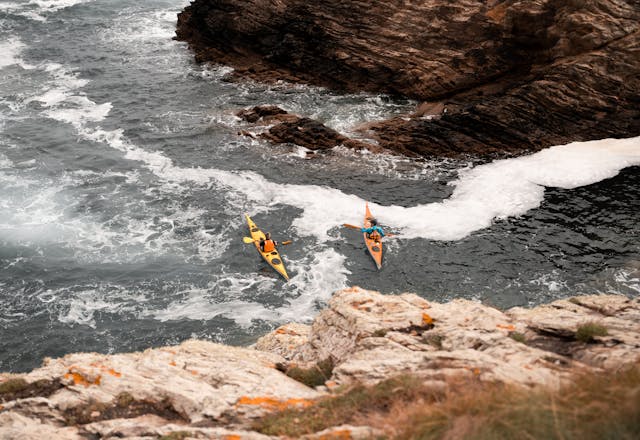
[
  {"xmin": 370, "ymin": 218, "xmax": 377, "ymax": 226},
  {"xmin": 265, "ymin": 232, "xmax": 271, "ymax": 240}
]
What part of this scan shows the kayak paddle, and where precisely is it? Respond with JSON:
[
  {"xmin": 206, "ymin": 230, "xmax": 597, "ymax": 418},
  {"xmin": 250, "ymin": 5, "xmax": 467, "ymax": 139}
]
[{"xmin": 243, "ymin": 237, "xmax": 292, "ymax": 245}]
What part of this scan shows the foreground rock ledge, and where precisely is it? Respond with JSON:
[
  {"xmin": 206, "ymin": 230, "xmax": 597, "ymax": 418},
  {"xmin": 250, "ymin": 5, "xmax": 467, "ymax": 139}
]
[
  {"xmin": 176, "ymin": 0, "xmax": 640, "ymax": 157},
  {"xmin": 2, "ymin": 287, "xmax": 639, "ymax": 438}
]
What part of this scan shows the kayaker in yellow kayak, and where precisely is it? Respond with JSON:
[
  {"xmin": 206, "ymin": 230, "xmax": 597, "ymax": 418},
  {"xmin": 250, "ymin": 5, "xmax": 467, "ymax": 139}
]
[{"xmin": 259, "ymin": 232, "xmax": 279, "ymax": 252}]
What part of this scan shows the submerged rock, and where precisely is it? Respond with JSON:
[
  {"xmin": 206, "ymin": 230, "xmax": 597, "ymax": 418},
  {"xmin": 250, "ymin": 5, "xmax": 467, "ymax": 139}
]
[{"xmin": 176, "ymin": 0, "xmax": 640, "ymax": 157}]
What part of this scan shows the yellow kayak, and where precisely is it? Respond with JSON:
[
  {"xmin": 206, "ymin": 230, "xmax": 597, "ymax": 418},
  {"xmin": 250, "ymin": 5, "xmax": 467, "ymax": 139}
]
[{"xmin": 245, "ymin": 214, "xmax": 290, "ymax": 281}]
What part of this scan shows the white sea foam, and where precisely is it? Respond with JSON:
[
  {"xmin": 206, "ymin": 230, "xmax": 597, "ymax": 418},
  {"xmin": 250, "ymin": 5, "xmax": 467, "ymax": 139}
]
[
  {"xmin": 0, "ymin": 0, "xmax": 95, "ymax": 21},
  {"xmin": 614, "ymin": 267, "xmax": 639, "ymax": 294},
  {"xmin": 29, "ymin": 0, "xmax": 95, "ymax": 12},
  {"xmin": 529, "ymin": 271, "xmax": 567, "ymax": 293},
  {"xmin": 278, "ymin": 247, "xmax": 350, "ymax": 322},
  {"xmin": 45, "ymin": 96, "xmax": 112, "ymax": 125},
  {"xmin": 150, "ymin": 276, "xmax": 279, "ymax": 326},
  {"xmin": 149, "ymin": 247, "xmax": 348, "ymax": 326},
  {"xmin": 56, "ymin": 286, "xmax": 146, "ymax": 328},
  {"xmin": 25, "ymin": 63, "xmax": 111, "ymax": 127},
  {"xmin": 0, "ymin": 153, "xmax": 12, "ymax": 169},
  {"xmin": 379, "ymin": 136, "xmax": 640, "ymax": 240},
  {"xmin": 0, "ymin": 38, "xmax": 25, "ymax": 69},
  {"xmin": 102, "ymin": 7, "xmax": 182, "ymax": 44},
  {"xmin": 154, "ymin": 296, "xmax": 279, "ymax": 327},
  {"xmin": 84, "ymin": 120, "xmax": 640, "ymax": 243}
]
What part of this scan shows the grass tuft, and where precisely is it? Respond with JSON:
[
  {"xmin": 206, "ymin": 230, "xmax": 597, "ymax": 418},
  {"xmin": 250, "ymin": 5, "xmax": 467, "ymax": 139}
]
[
  {"xmin": 575, "ymin": 322, "xmax": 608, "ymax": 343},
  {"xmin": 159, "ymin": 432, "xmax": 192, "ymax": 440},
  {"xmin": 0, "ymin": 378, "xmax": 28, "ymax": 395},
  {"xmin": 373, "ymin": 329, "xmax": 389, "ymax": 337},
  {"xmin": 423, "ymin": 333, "xmax": 445, "ymax": 349},
  {"xmin": 0, "ymin": 377, "xmax": 62, "ymax": 403},
  {"xmin": 285, "ymin": 358, "xmax": 335, "ymax": 388},
  {"xmin": 509, "ymin": 331, "xmax": 526, "ymax": 343}
]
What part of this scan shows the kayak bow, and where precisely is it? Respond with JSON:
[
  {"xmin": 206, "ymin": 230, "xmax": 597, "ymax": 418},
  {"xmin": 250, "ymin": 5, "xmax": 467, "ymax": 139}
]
[
  {"xmin": 245, "ymin": 214, "xmax": 290, "ymax": 281},
  {"xmin": 363, "ymin": 203, "xmax": 383, "ymax": 270}
]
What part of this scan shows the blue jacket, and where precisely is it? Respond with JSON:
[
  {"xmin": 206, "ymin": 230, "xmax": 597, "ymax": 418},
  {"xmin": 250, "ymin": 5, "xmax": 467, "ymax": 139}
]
[{"xmin": 361, "ymin": 225, "xmax": 385, "ymax": 237}]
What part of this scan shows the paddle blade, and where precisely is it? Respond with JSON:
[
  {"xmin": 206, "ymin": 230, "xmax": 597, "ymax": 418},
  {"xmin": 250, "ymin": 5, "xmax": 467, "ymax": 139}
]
[
  {"xmin": 242, "ymin": 237, "xmax": 255, "ymax": 243},
  {"xmin": 281, "ymin": 240, "xmax": 292, "ymax": 245},
  {"xmin": 343, "ymin": 223, "xmax": 361, "ymax": 230}
]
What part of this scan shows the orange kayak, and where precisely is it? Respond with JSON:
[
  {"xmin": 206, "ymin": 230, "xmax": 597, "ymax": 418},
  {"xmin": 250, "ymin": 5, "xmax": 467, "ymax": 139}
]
[{"xmin": 363, "ymin": 203, "xmax": 383, "ymax": 269}]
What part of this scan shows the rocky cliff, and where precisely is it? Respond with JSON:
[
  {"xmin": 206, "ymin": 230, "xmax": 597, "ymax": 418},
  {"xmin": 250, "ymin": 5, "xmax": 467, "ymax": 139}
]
[
  {"xmin": 2, "ymin": 287, "xmax": 639, "ymax": 439},
  {"xmin": 175, "ymin": 0, "xmax": 640, "ymax": 157}
]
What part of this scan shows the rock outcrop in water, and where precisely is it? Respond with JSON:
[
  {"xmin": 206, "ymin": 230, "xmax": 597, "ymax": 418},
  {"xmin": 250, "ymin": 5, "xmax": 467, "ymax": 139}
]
[
  {"xmin": 237, "ymin": 105, "xmax": 378, "ymax": 154},
  {"xmin": 176, "ymin": 0, "xmax": 640, "ymax": 157},
  {"xmin": 2, "ymin": 287, "xmax": 639, "ymax": 438}
]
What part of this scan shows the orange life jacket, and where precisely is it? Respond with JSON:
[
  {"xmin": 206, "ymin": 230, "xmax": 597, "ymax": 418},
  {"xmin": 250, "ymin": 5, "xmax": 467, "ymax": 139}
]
[{"xmin": 262, "ymin": 239, "xmax": 275, "ymax": 252}]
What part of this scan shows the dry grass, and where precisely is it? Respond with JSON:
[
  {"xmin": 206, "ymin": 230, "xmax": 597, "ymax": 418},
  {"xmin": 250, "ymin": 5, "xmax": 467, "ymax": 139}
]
[
  {"xmin": 255, "ymin": 364, "xmax": 640, "ymax": 440},
  {"xmin": 254, "ymin": 375, "xmax": 440, "ymax": 437},
  {"xmin": 0, "ymin": 377, "xmax": 62, "ymax": 403},
  {"xmin": 575, "ymin": 322, "xmax": 608, "ymax": 343},
  {"xmin": 284, "ymin": 358, "xmax": 335, "ymax": 388}
]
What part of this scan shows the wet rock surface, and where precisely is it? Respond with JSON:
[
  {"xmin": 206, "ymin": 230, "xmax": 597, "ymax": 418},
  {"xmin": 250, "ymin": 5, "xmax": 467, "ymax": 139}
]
[
  {"xmin": 237, "ymin": 105, "xmax": 378, "ymax": 153},
  {"xmin": 176, "ymin": 0, "xmax": 640, "ymax": 157}
]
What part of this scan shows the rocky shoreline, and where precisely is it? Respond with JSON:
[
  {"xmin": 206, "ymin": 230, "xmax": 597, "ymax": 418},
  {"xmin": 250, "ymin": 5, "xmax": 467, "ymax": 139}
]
[
  {"xmin": 2, "ymin": 287, "xmax": 638, "ymax": 439},
  {"xmin": 175, "ymin": 0, "xmax": 640, "ymax": 158}
]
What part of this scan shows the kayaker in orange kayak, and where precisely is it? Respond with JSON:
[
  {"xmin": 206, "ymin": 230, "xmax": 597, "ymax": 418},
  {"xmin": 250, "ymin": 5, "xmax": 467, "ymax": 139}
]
[
  {"xmin": 259, "ymin": 232, "xmax": 279, "ymax": 252},
  {"xmin": 361, "ymin": 218, "xmax": 385, "ymax": 242}
]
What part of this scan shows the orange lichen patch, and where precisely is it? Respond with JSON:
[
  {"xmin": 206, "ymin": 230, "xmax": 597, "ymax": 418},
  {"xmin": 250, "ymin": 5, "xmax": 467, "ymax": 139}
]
[
  {"xmin": 64, "ymin": 369, "xmax": 102, "ymax": 387},
  {"xmin": 351, "ymin": 299, "xmax": 373, "ymax": 312},
  {"xmin": 316, "ymin": 429, "xmax": 353, "ymax": 440},
  {"xmin": 224, "ymin": 436, "xmax": 242, "ymax": 440},
  {"xmin": 105, "ymin": 368, "xmax": 121, "ymax": 378},
  {"xmin": 325, "ymin": 380, "xmax": 338, "ymax": 389},
  {"xmin": 83, "ymin": 363, "xmax": 122, "ymax": 378},
  {"xmin": 275, "ymin": 327, "xmax": 300, "ymax": 336},
  {"xmin": 497, "ymin": 324, "xmax": 516, "ymax": 331},
  {"xmin": 169, "ymin": 361, "xmax": 177, "ymax": 367},
  {"xmin": 236, "ymin": 396, "xmax": 314, "ymax": 411},
  {"xmin": 463, "ymin": 366, "xmax": 481, "ymax": 376},
  {"xmin": 189, "ymin": 370, "xmax": 199, "ymax": 375},
  {"xmin": 0, "ymin": 404, "xmax": 4, "ymax": 411},
  {"xmin": 422, "ymin": 313, "xmax": 433, "ymax": 325},
  {"xmin": 524, "ymin": 365, "xmax": 532, "ymax": 370}
]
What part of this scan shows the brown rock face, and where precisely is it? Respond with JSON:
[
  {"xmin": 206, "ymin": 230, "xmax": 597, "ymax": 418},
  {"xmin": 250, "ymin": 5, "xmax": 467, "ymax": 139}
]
[{"xmin": 176, "ymin": 0, "xmax": 640, "ymax": 157}]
